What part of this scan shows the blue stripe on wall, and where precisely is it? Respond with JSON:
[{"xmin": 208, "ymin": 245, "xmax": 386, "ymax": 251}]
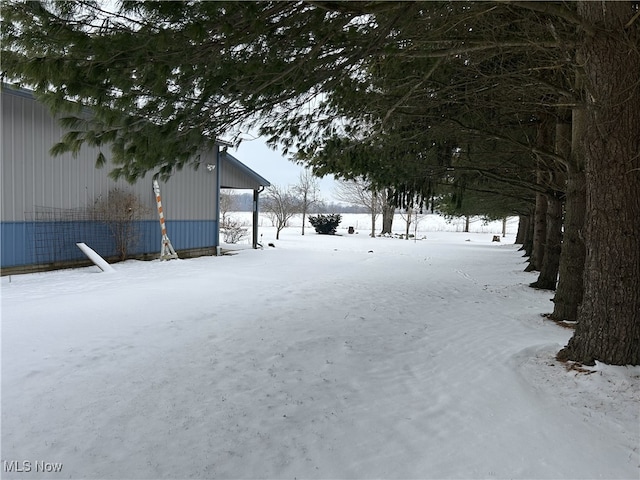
[
  {"xmin": 0, "ymin": 220, "xmax": 218, "ymax": 268},
  {"xmin": 162, "ymin": 220, "xmax": 218, "ymax": 251},
  {"xmin": 1, "ymin": 222, "xmax": 34, "ymax": 267}
]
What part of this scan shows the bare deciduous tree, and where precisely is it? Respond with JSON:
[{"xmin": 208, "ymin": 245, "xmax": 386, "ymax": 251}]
[
  {"xmin": 398, "ymin": 206, "xmax": 424, "ymax": 241},
  {"xmin": 293, "ymin": 170, "xmax": 321, "ymax": 236},
  {"xmin": 399, "ymin": 207, "xmax": 413, "ymax": 240},
  {"xmin": 262, "ymin": 185, "xmax": 301, "ymax": 240},
  {"xmin": 334, "ymin": 178, "xmax": 386, "ymax": 237},
  {"xmin": 219, "ymin": 189, "xmax": 236, "ymax": 227}
]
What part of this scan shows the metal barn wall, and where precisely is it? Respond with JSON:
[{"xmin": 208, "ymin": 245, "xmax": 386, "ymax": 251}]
[{"xmin": 1, "ymin": 86, "xmax": 219, "ymax": 269}]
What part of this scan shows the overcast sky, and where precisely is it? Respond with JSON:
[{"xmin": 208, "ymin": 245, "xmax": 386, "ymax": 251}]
[{"xmin": 229, "ymin": 137, "xmax": 339, "ymax": 202}]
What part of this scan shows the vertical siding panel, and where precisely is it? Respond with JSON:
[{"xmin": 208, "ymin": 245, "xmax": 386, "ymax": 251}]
[
  {"xmin": 62, "ymin": 149, "xmax": 71, "ymax": 209},
  {"xmin": 37, "ymin": 98, "xmax": 45, "ymax": 209},
  {"xmin": 18, "ymin": 94, "xmax": 24, "ymax": 219},
  {"xmin": 16, "ymin": 94, "xmax": 23, "ymax": 220},
  {"xmin": 24, "ymin": 96, "xmax": 35, "ymax": 219},
  {"xmin": 52, "ymin": 116, "xmax": 65, "ymax": 208},
  {"xmin": 34, "ymin": 97, "xmax": 44, "ymax": 211},
  {"xmin": 10, "ymin": 94, "xmax": 20, "ymax": 220},
  {"xmin": 81, "ymin": 146, "xmax": 94, "ymax": 209},
  {"xmin": 42, "ymin": 103, "xmax": 52, "ymax": 206},
  {"xmin": 1, "ymin": 93, "xmax": 15, "ymax": 220},
  {"xmin": 160, "ymin": 160, "xmax": 217, "ymax": 221}
]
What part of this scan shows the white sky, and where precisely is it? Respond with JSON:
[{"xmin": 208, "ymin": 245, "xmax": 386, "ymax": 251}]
[{"xmin": 229, "ymin": 137, "xmax": 340, "ymax": 202}]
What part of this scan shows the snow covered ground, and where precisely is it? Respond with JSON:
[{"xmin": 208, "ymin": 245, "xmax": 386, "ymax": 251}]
[{"xmin": 2, "ymin": 214, "xmax": 638, "ymax": 479}]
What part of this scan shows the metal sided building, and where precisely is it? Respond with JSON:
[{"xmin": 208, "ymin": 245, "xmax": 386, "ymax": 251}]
[{"xmin": 1, "ymin": 85, "xmax": 270, "ymax": 275}]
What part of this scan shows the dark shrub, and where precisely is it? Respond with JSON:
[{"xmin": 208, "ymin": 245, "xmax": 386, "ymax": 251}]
[{"xmin": 308, "ymin": 214, "xmax": 342, "ymax": 235}]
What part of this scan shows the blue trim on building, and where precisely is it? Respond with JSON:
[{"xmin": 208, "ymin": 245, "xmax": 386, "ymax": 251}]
[
  {"xmin": 164, "ymin": 220, "xmax": 217, "ymax": 251},
  {"xmin": 1, "ymin": 222, "xmax": 35, "ymax": 267},
  {"xmin": 1, "ymin": 220, "xmax": 218, "ymax": 268}
]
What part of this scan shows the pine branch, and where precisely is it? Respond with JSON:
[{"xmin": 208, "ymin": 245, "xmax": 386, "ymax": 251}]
[{"xmin": 496, "ymin": 1, "xmax": 596, "ymax": 36}]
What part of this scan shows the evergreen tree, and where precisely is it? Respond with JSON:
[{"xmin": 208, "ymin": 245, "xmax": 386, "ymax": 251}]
[{"xmin": 308, "ymin": 214, "xmax": 342, "ymax": 235}]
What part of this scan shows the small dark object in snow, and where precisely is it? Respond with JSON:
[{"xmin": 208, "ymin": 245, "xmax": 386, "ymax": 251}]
[
  {"xmin": 492, "ymin": 235, "xmax": 501, "ymax": 242},
  {"xmin": 368, "ymin": 250, "xmax": 374, "ymax": 253},
  {"xmin": 268, "ymin": 243, "xmax": 275, "ymax": 248}
]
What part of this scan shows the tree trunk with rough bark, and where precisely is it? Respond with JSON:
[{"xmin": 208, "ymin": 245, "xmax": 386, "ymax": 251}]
[
  {"xmin": 370, "ymin": 190, "xmax": 377, "ymax": 237},
  {"xmin": 552, "ymin": 107, "xmax": 587, "ymax": 322},
  {"xmin": 525, "ymin": 188, "xmax": 547, "ymax": 272},
  {"xmin": 381, "ymin": 191, "xmax": 395, "ymax": 235},
  {"xmin": 515, "ymin": 215, "xmax": 528, "ymax": 245},
  {"xmin": 552, "ymin": 167, "xmax": 586, "ymax": 321},
  {"xmin": 531, "ymin": 117, "xmax": 571, "ymax": 291},
  {"xmin": 526, "ymin": 112, "xmax": 554, "ymax": 272},
  {"xmin": 521, "ymin": 213, "xmax": 535, "ymax": 257},
  {"xmin": 530, "ymin": 191, "xmax": 563, "ymax": 290},
  {"xmin": 558, "ymin": 1, "xmax": 640, "ymax": 365}
]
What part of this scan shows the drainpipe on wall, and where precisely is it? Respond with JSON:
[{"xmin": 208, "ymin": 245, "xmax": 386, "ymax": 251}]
[
  {"xmin": 215, "ymin": 146, "xmax": 221, "ymax": 256},
  {"xmin": 253, "ymin": 186, "xmax": 265, "ymax": 249}
]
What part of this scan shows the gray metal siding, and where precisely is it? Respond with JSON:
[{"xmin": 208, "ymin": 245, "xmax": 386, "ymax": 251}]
[
  {"xmin": 220, "ymin": 152, "xmax": 270, "ymax": 190},
  {"xmin": 220, "ymin": 158, "xmax": 254, "ymax": 189},
  {"xmin": 159, "ymin": 159, "xmax": 217, "ymax": 220},
  {"xmin": 1, "ymin": 87, "xmax": 218, "ymax": 222}
]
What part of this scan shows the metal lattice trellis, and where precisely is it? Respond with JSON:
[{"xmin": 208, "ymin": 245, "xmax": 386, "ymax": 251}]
[{"xmin": 26, "ymin": 206, "xmax": 117, "ymax": 267}]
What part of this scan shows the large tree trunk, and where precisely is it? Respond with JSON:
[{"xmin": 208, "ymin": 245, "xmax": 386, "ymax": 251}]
[
  {"xmin": 552, "ymin": 167, "xmax": 586, "ymax": 321},
  {"xmin": 524, "ymin": 187, "xmax": 547, "ymax": 272},
  {"xmin": 370, "ymin": 190, "xmax": 377, "ymax": 237},
  {"xmin": 531, "ymin": 117, "xmax": 571, "ymax": 291},
  {"xmin": 530, "ymin": 191, "xmax": 563, "ymax": 290},
  {"xmin": 515, "ymin": 215, "xmax": 528, "ymax": 245},
  {"xmin": 559, "ymin": 1, "xmax": 640, "ymax": 365},
  {"xmin": 301, "ymin": 209, "xmax": 307, "ymax": 236},
  {"xmin": 551, "ymin": 107, "xmax": 587, "ymax": 322},
  {"xmin": 380, "ymin": 190, "xmax": 395, "ymax": 235},
  {"xmin": 521, "ymin": 212, "xmax": 535, "ymax": 257},
  {"xmin": 526, "ymin": 113, "xmax": 554, "ymax": 272}
]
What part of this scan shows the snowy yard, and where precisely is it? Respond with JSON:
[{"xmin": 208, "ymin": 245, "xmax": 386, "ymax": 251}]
[{"xmin": 1, "ymin": 215, "xmax": 638, "ymax": 479}]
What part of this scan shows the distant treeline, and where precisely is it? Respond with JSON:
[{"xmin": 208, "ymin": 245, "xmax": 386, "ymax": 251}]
[{"xmin": 230, "ymin": 192, "xmax": 369, "ymax": 214}]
